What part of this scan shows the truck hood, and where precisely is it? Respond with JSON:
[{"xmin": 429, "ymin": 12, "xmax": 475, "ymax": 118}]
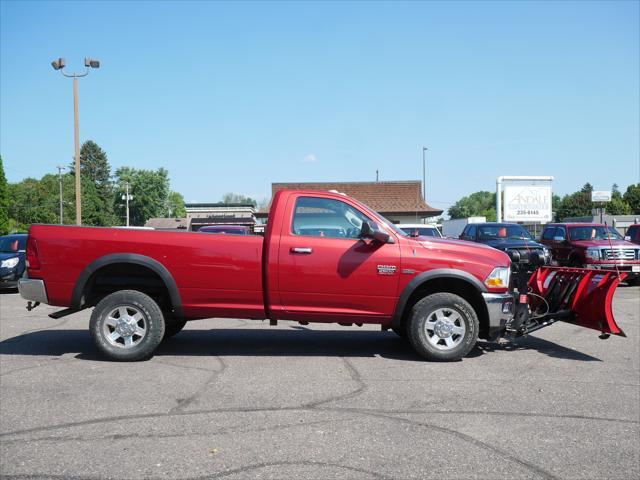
[
  {"xmin": 413, "ymin": 237, "xmax": 511, "ymax": 266},
  {"xmin": 571, "ymin": 239, "xmax": 638, "ymax": 248}
]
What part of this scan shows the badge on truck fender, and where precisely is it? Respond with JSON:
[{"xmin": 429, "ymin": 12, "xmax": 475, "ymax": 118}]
[{"xmin": 377, "ymin": 265, "xmax": 397, "ymax": 275}]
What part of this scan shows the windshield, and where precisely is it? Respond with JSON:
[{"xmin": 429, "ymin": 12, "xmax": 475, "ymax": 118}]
[
  {"xmin": 400, "ymin": 227, "xmax": 441, "ymax": 238},
  {"xmin": 569, "ymin": 226, "xmax": 623, "ymax": 241},
  {"xmin": 477, "ymin": 225, "xmax": 532, "ymax": 241},
  {"xmin": 0, "ymin": 236, "xmax": 26, "ymax": 253}
]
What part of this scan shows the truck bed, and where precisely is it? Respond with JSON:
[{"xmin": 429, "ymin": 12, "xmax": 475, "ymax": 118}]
[{"xmin": 28, "ymin": 225, "xmax": 265, "ymax": 319}]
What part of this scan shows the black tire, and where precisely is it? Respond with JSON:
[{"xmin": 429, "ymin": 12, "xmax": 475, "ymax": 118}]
[
  {"xmin": 163, "ymin": 319, "xmax": 187, "ymax": 339},
  {"xmin": 407, "ymin": 292, "xmax": 479, "ymax": 362},
  {"xmin": 90, "ymin": 290, "xmax": 165, "ymax": 361}
]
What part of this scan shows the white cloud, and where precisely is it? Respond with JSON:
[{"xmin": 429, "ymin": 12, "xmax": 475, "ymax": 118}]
[{"xmin": 302, "ymin": 153, "xmax": 318, "ymax": 164}]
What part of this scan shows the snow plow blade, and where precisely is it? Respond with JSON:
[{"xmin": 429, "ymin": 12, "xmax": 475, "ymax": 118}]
[{"xmin": 528, "ymin": 267, "xmax": 626, "ymax": 337}]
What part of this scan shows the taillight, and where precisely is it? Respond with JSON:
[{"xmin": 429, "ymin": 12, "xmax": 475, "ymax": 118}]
[{"xmin": 26, "ymin": 236, "xmax": 41, "ymax": 270}]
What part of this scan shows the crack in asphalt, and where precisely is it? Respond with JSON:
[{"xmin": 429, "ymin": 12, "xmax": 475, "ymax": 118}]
[
  {"xmin": 1, "ymin": 405, "xmax": 637, "ymax": 440},
  {"xmin": 0, "ymin": 460, "xmax": 395, "ymax": 480},
  {"xmin": 303, "ymin": 357, "xmax": 367, "ymax": 408},
  {"xmin": 0, "ymin": 418, "xmax": 341, "ymax": 445},
  {"xmin": 2, "ymin": 319, "xmax": 639, "ymax": 480},
  {"xmin": 168, "ymin": 356, "xmax": 228, "ymax": 414},
  {"xmin": 359, "ymin": 411, "xmax": 560, "ymax": 480}
]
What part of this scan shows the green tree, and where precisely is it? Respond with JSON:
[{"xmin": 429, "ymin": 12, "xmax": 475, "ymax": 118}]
[
  {"xmin": 623, "ymin": 184, "xmax": 640, "ymax": 214},
  {"xmin": 166, "ymin": 191, "xmax": 186, "ymax": 217},
  {"xmin": 555, "ymin": 191, "xmax": 592, "ymax": 221},
  {"xmin": 69, "ymin": 140, "xmax": 115, "ymax": 225},
  {"xmin": 114, "ymin": 167, "xmax": 170, "ymax": 226},
  {"xmin": 448, "ymin": 191, "xmax": 496, "ymax": 221},
  {"xmin": 222, "ymin": 192, "xmax": 257, "ymax": 207},
  {"xmin": 7, "ymin": 177, "xmax": 58, "ymax": 228},
  {"xmin": 607, "ymin": 184, "xmax": 631, "ymax": 215},
  {"xmin": 0, "ymin": 157, "xmax": 9, "ymax": 234}
]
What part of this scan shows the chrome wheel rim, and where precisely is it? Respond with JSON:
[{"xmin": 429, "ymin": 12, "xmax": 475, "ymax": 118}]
[
  {"xmin": 424, "ymin": 307, "xmax": 466, "ymax": 351},
  {"xmin": 103, "ymin": 305, "xmax": 147, "ymax": 349}
]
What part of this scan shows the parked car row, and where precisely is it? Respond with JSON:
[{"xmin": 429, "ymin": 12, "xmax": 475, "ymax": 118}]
[{"xmin": 454, "ymin": 221, "xmax": 640, "ymax": 284}]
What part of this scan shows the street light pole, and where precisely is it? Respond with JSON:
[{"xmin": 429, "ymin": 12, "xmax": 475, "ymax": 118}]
[
  {"xmin": 51, "ymin": 57, "xmax": 100, "ymax": 226},
  {"xmin": 72, "ymin": 77, "xmax": 81, "ymax": 225},
  {"xmin": 422, "ymin": 147, "xmax": 428, "ymax": 201},
  {"xmin": 122, "ymin": 182, "xmax": 133, "ymax": 227},
  {"xmin": 57, "ymin": 165, "xmax": 64, "ymax": 224}
]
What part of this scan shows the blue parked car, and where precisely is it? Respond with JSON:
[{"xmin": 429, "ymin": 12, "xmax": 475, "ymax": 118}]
[{"xmin": 0, "ymin": 234, "xmax": 27, "ymax": 288}]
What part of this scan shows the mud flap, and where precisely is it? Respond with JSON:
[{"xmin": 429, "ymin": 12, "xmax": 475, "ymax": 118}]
[{"xmin": 528, "ymin": 267, "xmax": 626, "ymax": 337}]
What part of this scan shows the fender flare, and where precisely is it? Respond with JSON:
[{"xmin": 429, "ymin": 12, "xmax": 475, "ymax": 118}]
[
  {"xmin": 70, "ymin": 253, "xmax": 183, "ymax": 317},
  {"xmin": 391, "ymin": 268, "xmax": 487, "ymax": 328}
]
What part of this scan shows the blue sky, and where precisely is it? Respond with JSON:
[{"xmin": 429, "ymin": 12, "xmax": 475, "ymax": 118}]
[{"xmin": 1, "ymin": 1, "xmax": 638, "ymax": 211}]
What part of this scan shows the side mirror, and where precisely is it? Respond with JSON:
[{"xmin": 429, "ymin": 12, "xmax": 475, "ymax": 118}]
[
  {"xmin": 360, "ymin": 221, "xmax": 395, "ymax": 244},
  {"xmin": 360, "ymin": 221, "xmax": 373, "ymax": 238}
]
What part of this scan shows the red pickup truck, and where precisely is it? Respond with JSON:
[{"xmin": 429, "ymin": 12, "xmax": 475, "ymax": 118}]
[{"xmin": 19, "ymin": 189, "xmax": 520, "ymax": 362}]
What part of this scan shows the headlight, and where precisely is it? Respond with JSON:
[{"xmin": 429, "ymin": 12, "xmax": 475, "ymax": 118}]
[
  {"xmin": 485, "ymin": 267, "xmax": 510, "ymax": 289},
  {"xmin": 543, "ymin": 247, "xmax": 550, "ymax": 256},
  {"xmin": 1, "ymin": 257, "xmax": 19, "ymax": 269},
  {"xmin": 585, "ymin": 248, "xmax": 600, "ymax": 260}
]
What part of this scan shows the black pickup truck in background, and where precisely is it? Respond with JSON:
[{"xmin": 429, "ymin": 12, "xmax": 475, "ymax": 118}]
[{"xmin": 459, "ymin": 223, "xmax": 550, "ymax": 267}]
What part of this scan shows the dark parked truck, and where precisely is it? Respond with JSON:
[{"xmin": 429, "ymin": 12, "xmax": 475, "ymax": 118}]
[
  {"xmin": 459, "ymin": 222, "xmax": 550, "ymax": 267},
  {"xmin": 19, "ymin": 190, "xmax": 627, "ymax": 362}
]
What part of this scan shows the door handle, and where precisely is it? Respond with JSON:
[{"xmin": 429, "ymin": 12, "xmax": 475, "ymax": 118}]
[{"xmin": 291, "ymin": 247, "xmax": 313, "ymax": 254}]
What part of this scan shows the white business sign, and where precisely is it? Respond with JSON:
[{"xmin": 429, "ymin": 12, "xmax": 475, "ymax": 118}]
[
  {"xmin": 591, "ymin": 191, "xmax": 612, "ymax": 202},
  {"xmin": 504, "ymin": 185, "xmax": 552, "ymax": 222}
]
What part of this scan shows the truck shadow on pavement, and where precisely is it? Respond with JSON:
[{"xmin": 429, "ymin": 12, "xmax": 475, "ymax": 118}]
[{"xmin": 0, "ymin": 328, "xmax": 601, "ymax": 362}]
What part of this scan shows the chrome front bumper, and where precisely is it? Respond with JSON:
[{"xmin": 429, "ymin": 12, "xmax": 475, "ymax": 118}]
[
  {"xmin": 18, "ymin": 278, "xmax": 48, "ymax": 304},
  {"xmin": 482, "ymin": 292, "xmax": 514, "ymax": 332}
]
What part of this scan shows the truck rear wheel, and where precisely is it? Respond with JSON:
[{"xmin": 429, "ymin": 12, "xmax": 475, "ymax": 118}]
[
  {"xmin": 407, "ymin": 292, "xmax": 479, "ymax": 362},
  {"xmin": 90, "ymin": 290, "xmax": 165, "ymax": 361}
]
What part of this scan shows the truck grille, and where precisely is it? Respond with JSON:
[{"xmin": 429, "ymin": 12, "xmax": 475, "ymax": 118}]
[{"xmin": 602, "ymin": 248, "xmax": 637, "ymax": 260}]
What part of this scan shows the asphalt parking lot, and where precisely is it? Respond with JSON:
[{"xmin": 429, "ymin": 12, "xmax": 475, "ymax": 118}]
[{"xmin": 0, "ymin": 287, "xmax": 638, "ymax": 480}]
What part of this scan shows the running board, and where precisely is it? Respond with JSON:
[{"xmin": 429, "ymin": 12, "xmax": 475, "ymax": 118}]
[{"xmin": 48, "ymin": 308, "xmax": 78, "ymax": 319}]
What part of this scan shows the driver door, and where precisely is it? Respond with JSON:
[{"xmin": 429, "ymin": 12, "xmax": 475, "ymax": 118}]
[{"xmin": 276, "ymin": 195, "xmax": 401, "ymax": 322}]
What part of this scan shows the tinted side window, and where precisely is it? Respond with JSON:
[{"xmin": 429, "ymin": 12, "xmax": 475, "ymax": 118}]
[
  {"xmin": 556, "ymin": 226, "xmax": 567, "ymax": 240},
  {"xmin": 627, "ymin": 226, "xmax": 639, "ymax": 241},
  {"xmin": 542, "ymin": 227, "xmax": 556, "ymax": 240},
  {"xmin": 467, "ymin": 225, "xmax": 477, "ymax": 238},
  {"xmin": 292, "ymin": 197, "xmax": 373, "ymax": 239}
]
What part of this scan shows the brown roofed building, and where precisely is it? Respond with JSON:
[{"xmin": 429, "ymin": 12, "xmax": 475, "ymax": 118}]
[{"xmin": 257, "ymin": 181, "xmax": 442, "ymax": 223}]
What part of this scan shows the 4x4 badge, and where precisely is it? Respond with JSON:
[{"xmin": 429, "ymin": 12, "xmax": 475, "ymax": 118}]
[{"xmin": 377, "ymin": 265, "xmax": 397, "ymax": 275}]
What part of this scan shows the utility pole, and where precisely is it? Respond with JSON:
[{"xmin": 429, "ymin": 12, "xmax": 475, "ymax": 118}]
[
  {"xmin": 72, "ymin": 76, "xmax": 81, "ymax": 225},
  {"xmin": 51, "ymin": 57, "xmax": 100, "ymax": 225},
  {"xmin": 122, "ymin": 182, "xmax": 133, "ymax": 227},
  {"xmin": 422, "ymin": 147, "xmax": 428, "ymax": 201},
  {"xmin": 56, "ymin": 165, "xmax": 64, "ymax": 224}
]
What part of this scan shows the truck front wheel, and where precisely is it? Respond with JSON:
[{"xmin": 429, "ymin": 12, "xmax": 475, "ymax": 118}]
[
  {"xmin": 407, "ymin": 292, "xmax": 479, "ymax": 362},
  {"xmin": 89, "ymin": 290, "xmax": 165, "ymax": 361}
]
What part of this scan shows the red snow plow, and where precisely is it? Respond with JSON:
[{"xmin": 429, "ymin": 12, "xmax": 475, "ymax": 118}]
[
  {"xmin": 505, "ymin": 252, "xmax": 626, "ymax": 340},
  {"xmin": 526, "ymin": 267, "xmax": 626, "ymax": 337}
]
